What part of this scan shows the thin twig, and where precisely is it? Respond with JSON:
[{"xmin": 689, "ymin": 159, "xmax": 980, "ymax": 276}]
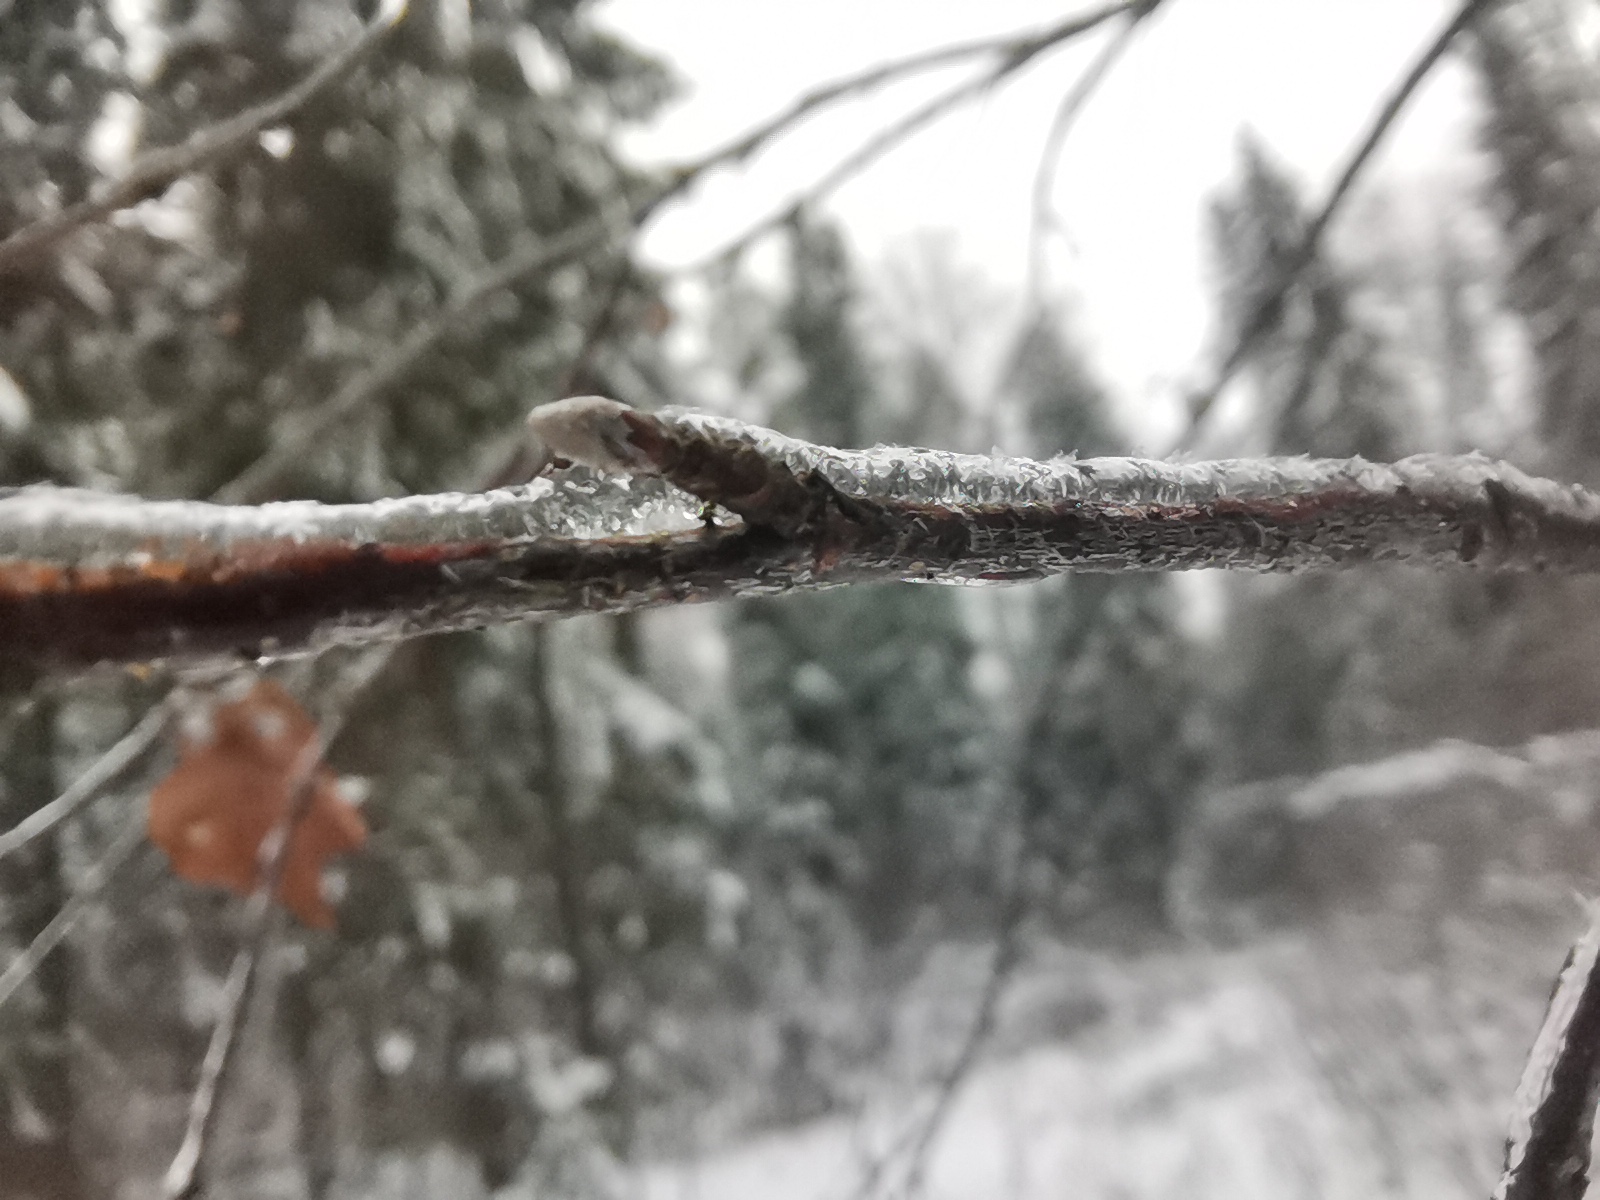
[
  {"xmin": 0, "ymin": 696, "xmax": 172, "ymax": 862},
  {"xmin": 898, "ymin": 900, "xmax": 1023, "ymax": 1200},
  {"xmin": 854, "ymin": 612, "xmax": 1083, "ymax": 1200},
  {"xmin": 843, "ymin": 885, "xmax": 1024, "ymax": 1200},
  {"xmin": 1179, "ymin": 0, "xmax": 1504, "ymax": 445},
  {"xmin": 0, "ymin": 815, "xmax": 146, "ymax": 1012},
  {"xmin": 211, "ymin": 201, "xmax": 633, "ymax": 503},
  {"xmin": 0, "ymin": 0, "xmax": 409, "ymax": 276},
  {"xmin": 161, "ymin": 651, "xmax": 378, "ymax": 1200},
  {"xmin": 691, "ymin": 4, "xmax": 1131, "ymax": 273},
  {"xmin": 1026, "ymin": 4, "xmax": 1161, "ymax": 304},
  {"xmin": 670, "ymin": 1, "xmax": 1135, "ymax": 180}
]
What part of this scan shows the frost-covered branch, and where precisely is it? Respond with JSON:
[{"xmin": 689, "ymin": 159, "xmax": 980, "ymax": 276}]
[
  {"xmin": 4, "ymin": 400, "xmax": 1600, "ymax": 671},
  {"xmin": 1494, "ymin": 904, "xmax": 1600, "ymax": 1200},
  {"xmin": 0, "ymin": 0, "xmax": 408, "ymax": 276}
]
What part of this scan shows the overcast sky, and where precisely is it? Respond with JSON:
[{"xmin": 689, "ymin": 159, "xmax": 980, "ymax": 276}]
[{"xmin": 593, "ymin": 1, "xmax": 1482, "ymax": 447}]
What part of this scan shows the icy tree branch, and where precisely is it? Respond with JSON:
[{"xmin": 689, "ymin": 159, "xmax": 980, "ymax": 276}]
[
  {"xmin": 3, "ymin": 400, "xmax": 1600, "ymax": 671},
  {"xmin": 1495, "ymin": 904, "xmax": 1600, "ymax": 1200}
]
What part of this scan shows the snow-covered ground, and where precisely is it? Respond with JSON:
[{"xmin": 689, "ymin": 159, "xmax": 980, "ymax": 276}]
[
  {"xmin": 632, "ymin": 941, "xmax": 1520, "ymax": 1199},
  {"xmin": 634, "ymin": 732, "xmax": 1600, "ymax": 1200},
  {"xmin": 635, "ymin": 967, "xmax": 1367, "ymax": 1200}
]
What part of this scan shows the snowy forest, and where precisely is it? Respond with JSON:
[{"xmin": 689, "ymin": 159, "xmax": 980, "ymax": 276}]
[{"xmin": 3, "ymin": 0, "xmax": 1600, "ymax": 1197}]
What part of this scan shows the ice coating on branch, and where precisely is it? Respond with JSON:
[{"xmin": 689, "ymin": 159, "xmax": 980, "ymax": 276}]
[
  {"xmin": 0, "ymin": 474, "xmax": 706, "ymax": 568},
  {"xmin": 648, "ymin": 407, "xmax": 1598, "ymax": 518},
  {"xmin": 8, "ymin": 400, "xmax": 1600, "ymax": 587},
  {"xmin": 8, "ymin": 402, "xmax": 1600, "ymax": 670}
]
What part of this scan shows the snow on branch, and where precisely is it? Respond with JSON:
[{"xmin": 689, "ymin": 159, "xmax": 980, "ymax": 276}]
[
  {"xmin": 1495, "ymin": 903, "xmax": 1600, "ymax": 1200},
  {"xmin": 3, "ymin": 398, "xmax": 1599, "ymax": 671}
]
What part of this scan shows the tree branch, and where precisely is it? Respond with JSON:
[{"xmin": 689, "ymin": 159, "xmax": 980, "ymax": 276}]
[
  {"xmin": 3, "ymin": 401, "xmax": 1598, "ymax": 671},
  {"xmin": 209, "ymin": 206, "xmax": 635, "ymax": 503},
  {"xmin": 1179, "ymin": 0, "xmax": 1503, "ymax": 443},
  {"xmin": 670, "ymin": 1, "xmax": 1134, "ymax": 182},
  {"xmin": 1494, "ymin": 903, "xmax": 1600, "ymax": 1200},
  {"xmin": 689, "ymin": 2, "xmax": 1132, "ymax": 271},
  {"xmin": 0, "ymin": 0, "xmax": 409, "ymax": 276},
  {"xmin": 1027, "ymin": 3, "xmax": 1162, "ymax": 303}
]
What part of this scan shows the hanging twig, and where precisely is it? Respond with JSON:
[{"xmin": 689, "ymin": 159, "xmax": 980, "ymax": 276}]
[
  {"xmin": 1026, "ymin": 3, "xmax": 1164, "ymax": 304},
  {"xmin": 6, "ymin": 400, "xmax": 1600, "ymax": 670},
  {"xmin": 1179, "ymin": 0, "xmax": 1505, "ymax": 445},
  {"xmin": 0, "ymin": 696, "xmax": 172, "ymax": 862},
  {"xmin": 161, "ymin": 650, "xmax": 381, "ymax": 1200},
  {"xmin": 0, "ymin": 0, "xmax": 409, "ymax": 276},
  {"xmin": 691, "ymin": 5, "xmax": 1132, "ymax": 272},
  {"xmin": 0, "ymin": 815, "xmax": 146, "ymax": 1012},
  {"xmin": 852, "ymin": 612, "xmax": 1090, "ymax": 1200}
]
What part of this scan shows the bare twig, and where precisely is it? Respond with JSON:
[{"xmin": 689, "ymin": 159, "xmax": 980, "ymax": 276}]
[
  {"xmin": 0, "ymin": 696, "xmax": 171, "ymax": 862},
  {"xmin": 1026, "ymin": 4, "xmax": 1161, "ymax": 303},
  {"xmin": 161, "ymin": 652, "xmax": 378, "ymax": 1200},
  {"xmin": 554, "ymin": 255, "xmax": 636, "ymax": 401},
  {"xmin": 0, "ymin": 0, "xmax": 409, "ymax": 276},
  {"xmin": 671, "ymin": 1, "xmax": 1135, "ymax": 180},
  {"xmin": 899, "ymin": 904, "xmax": 1023, "ymax": 1200},
  {"xmin": 1180, "ymin": 0, "xmax": 1504, "ymax": 444},
  {"xmin": 692, "ymin": 3, "xmax": 1132, "ymax": 272},
  {"xmin": 852, "ymin": 614, "xmax": 1086, "ymax": 1200},
  {"xmin": 210, "ymin": 207, "xmax": 633, "ymax": 504},
  {"xmin": 0, "ymin": 815, "xmax": 146, "ymax": 1012},
  {"xmin": 1494, "ymin": 901, "xmax": 1600, "ymax": 1200},
  {"xmin": 6, "ymin": 402, "xmax": 1600, "ymax": 669}
]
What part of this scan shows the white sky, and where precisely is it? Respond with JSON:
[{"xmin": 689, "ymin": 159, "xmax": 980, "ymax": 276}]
[{"xmin": 594, "ymin": 0, "xmax": 1482, "ymax": 447}]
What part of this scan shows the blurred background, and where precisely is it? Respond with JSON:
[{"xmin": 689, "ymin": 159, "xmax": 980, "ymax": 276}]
[{"xmin": 0, "ymin": 0, "xmax": 1596, "ymax": 1196}]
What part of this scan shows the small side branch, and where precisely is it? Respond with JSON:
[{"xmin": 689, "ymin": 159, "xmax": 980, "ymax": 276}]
[
  {"xmin": 691, "ymin": 2, "xmax": 1132, "ymax": 271},
  {"xmin": 0, "ymin": 816, "xmax": 146, "ymax": 1013},
  {"xmin": 1181, "ymin": 0, "xmax": 1503, "ymax": 441},
  {"xmin": 3, "ymin": 402, "xmax": 1600, "ymax": 671},
  {"xmin": 1027, "ymin": 2, "xmax": 1164, "ymax": 302},
  {"xmin": 671, "ymin": 1, "xmax": 1134, "ymax": 179},
  {"xmin": 0, "ymin": 0, "xmax": 409, "ymax": 276},
  {"xmin": 0, "ymin": 698, "xmax": 171, "ymax": 862},
  {"xmin": 161, "ymin": 656, "xmax": 376, "ymax": 1200}
]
